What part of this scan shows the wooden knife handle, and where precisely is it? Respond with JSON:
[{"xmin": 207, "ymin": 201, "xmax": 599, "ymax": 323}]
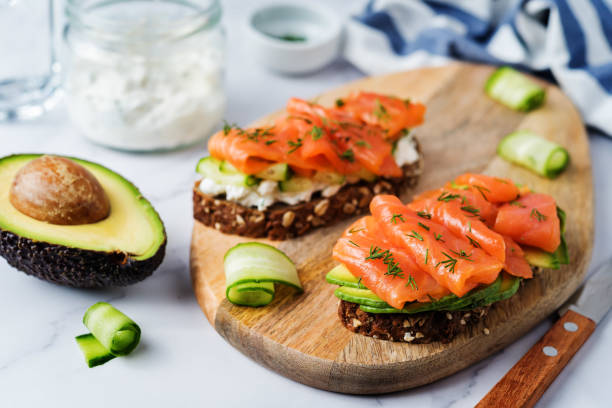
[{"xmin": 477, "ymin": 309, "xmax": 595, "ymax": 408}]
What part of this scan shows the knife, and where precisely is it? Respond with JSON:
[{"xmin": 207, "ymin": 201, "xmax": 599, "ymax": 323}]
[{"xmin": 477, "ymin": 258, "xmax": 612, "ymax": 408}]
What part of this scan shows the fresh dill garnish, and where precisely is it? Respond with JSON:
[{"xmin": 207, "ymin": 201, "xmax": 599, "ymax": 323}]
[
  {"xmin": 348, "ymin": 227, "xmax": 365, "ymax": 234},
  {"xmin": 461, "ymin": 205, "xmax": 480, "ymax": 217},
  {"xmin": 510, "ymin": 200, "xmax": 526, "ymax": 208},
  {"xmin": 335, "ymin": 98, "xmax": 345, "ymax": 107},
  {"xmin": 406, "ymin": 275, "xmax": 418, "ymax": 290},
  {"xmin": 417, "ymin": 211, "xmax": 432, "ymax": 219},
  {"xmin": 287, "ymin": 138, "xmax": 303, "ymax": 154},
  {"xmin": 424, "ymin": 248, "xmax": 429, "ymax": 265},
  {"xmin": 287, "ymin": 115, "xmax": 312, "ymax": 124},
  {"xmin": 437, "ymin": 191, "xmax": 461, "ymax": 202},
  {"xmin": 406, "ymin": 230, "xmax": 424, "ymax": 241},
  {"xmin": 390, "ymin": 213, "xmax": 406, "ymax": 224},
  {"xmin": 365, "ymin": 245, "xmax": 404, "ymax": 279},
  {"xmin": 355, "ymin": 140, "xmax": 371, "ymax": 148},
  {"xmin": 466, "ymin": 235, "xmax": 481, "ymax": 248},
  {"xmin": 436, "ymin": 252, "xmax": 458, "ymax": 273},
  {"xmin": 435, "ymin": 233, "xmax": 445, "ymax": 242},
  {"xmin": 373, "ymin": 99, "xmax": 391, "ymax": 122},
  {"xmin": 495, "ymin": 177, "xmax": 509, "ymax": 184},
  {"xmin": 531, "ymin": 208, "xmax": 548, "ymax": 222},
  {"xmin": 310, "ymin": 125, "xmax": 323, "ymax": 140},
  {"xmin": 467, "ymin": 221, "xmax": 472, "ymax": 232},
  {"xmin": 472, "ymin": 184, "xmax": 490, "ymax": 201},
  {"xmin": 348, "ymin": 240, "xmax": 360, "ymax": 247},
  {"xmin": 339, "ymin": 148, "xmax": 355, "ymax": 162},
  {"xmin": 265, "ymin": 140, "xmax": 277, "ymax": 145},
  {"xmin": 357, "ymin": 277, "xmax": 362, "ymax": 286},
  {"xmin": 222, "ymin": 120, "xmax": 238, "ymax": 136},
  {"xmin": 418, "ymin": 222, "xmax": 430, "ymax": 231},
  {"xmin": 450, "ymin": 249, "xmax": 474, "ymax": 261}
]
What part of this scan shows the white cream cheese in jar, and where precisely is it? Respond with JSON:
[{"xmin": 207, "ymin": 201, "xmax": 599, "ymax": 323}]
[{"xmin": 63, "ymin": 0, "xmax": 225, "ymax": 151}]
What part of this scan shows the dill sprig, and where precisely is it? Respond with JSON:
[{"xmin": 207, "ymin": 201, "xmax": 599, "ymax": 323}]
[
  {"xmin": 461, "ymin": 205, "xmax": 480, "ymax": 217},
  {"xmin": 373, "ymin": 99, "xmax": 391, "ymax": 122},
  {"xmin": 390, "ymin": 213, "xmax": 406, "ymax": 224},
  {"xmin": 472, "ymin": 184, "xmax": 490, "ymax": 201},
  {"xmin": 310, "ymin": 125, "xmax": 323, "ymax": 140},
  {"xmin": 435, "ymin": 233, "xmax": 445, "ymax": 242},
  {"xmin": 531, "ymin": 208, "xmax": 548, "ymax": 222},
  {"xmin": 348, "ymin": 240, "xmax": 360, "ymax": 247},
  {"xmin": 335, "ymin": 98, "xmax": 345, "ymax": 107},
  {"xmin": 436, "ymin": 252, "xmax": 458, "ymax": 273},
  {"xmin": 339, "ymin": 148, "xmax": 355, "ymax": 162},
  {"xmin": 424, "ymin": 248, "xmax": 429, "ymax": 265},
  {"xmin": 450, "ymin": 249, "xmax": 474, "ymax": 261},
  {"xmin": 417, "ymin": 210, "xmax": 432, "ymax": 219},
  {"xmin": 265, "ymin": 140, "xmax": 277, "ymax": 145},
  {"xmin": 355, "ymin": 140, "xmax": 371, "ymax": 148},
  {"xmin": 287, "ymin": 115, "xmax": 312, "ymax": 124},
  {"xmin": 437, "ymin": 191, "xmax": 461, "ymax": 202},
  {"xmin": 348, "ymin": 227, "xmax": 365, "ymax": 234},
  {"xmin": 466, "ymin": 234, "xmax": 481, "ymax": 248},
  {"xmin": 418, "ymin": 222, "xmax": 430, "ymax": 231},
  {"xmin": 365, "ymin": 245, "xmax": 404, "ymax": 279},
  {"xmin": 406, "ymin": 275, "xmax": 418, "ymax": 290},
  {"xmin": 287, "ymin": 138, "xmax": 303, "ymax": 154},
  {"xmin": 406, "ymin": 230, "xmax": 424, "ymax": 241},
  {"xmin": 510, "ymin": 200, "xmax": 527, "ymax": 208}
]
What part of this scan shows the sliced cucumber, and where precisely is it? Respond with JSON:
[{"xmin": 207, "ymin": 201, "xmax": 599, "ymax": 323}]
[
  {"xmin": 497, "ymin": 130, "xmax": 569, "ymax": 178},
  {"xmin": 83, "ymin": 302, "xmax": 141, "ymax": 357},
  {"xmin": 224, "ymin": 242, "xmax": 302, "ymax": 307},
  {"xmin": 313, "ymin": 171, "xmax": 345, "ymax": 185},
  {"xmin": 554, "ymin": 236, "xmax": 569, "ymax": 265},
  {"xmin": 325, "ymin": 264, "xmax": 366, "ymax": 288},
  {"xmin": 523, "ymin": 246, "xmax": 560, "ymax": 270},
  {"xmin": 334, "ymin": 287, "xmax": 388, "ymax": 308},
  {"xmin": 485, "ymin": 66, "xmax": 545, "ymax": 112},
  {"xmin": 279, "ymin": 177, "xmax": 314, "ymax": 193},
  {"xmin": 196, "ymin": 157, "xmax": 259, "ymax": 187},
  {"xmin": 557, "ymin": 206, "xmax": 566, "ymax": 234},
  {"xmin": 75, "ymin": 333, "xmax": 116, "ymax": 368},
  {"xmin": 255, "ymin": 163, "xmax": 292, "ymax": 181}
]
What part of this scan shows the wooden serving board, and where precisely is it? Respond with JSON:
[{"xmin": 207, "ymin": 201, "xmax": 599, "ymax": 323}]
[{"xmin": 190, "ymin": 63, "xmax": 593, "ymax": 394}]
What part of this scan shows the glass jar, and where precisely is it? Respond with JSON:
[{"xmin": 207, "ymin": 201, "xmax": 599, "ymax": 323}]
[{"xmin": 62, "ymin": 0, "xmax": 226, "ymax": 151}]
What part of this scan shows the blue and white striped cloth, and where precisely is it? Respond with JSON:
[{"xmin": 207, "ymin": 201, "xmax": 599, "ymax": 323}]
[{"xmin": 344, "ymin": 0, "xmax": 612, "ymax": 136}]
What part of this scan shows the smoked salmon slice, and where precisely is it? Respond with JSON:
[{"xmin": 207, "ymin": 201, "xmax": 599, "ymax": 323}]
[
  {"xmin": 502, "ymin": 235, "xmax": 533, "ymax": 278},
  {"xmin": 494, "ymin": 193, "xmax": 561, "ymax": 253},
  {"xmin": 407, "ymin": 198, "xmax": 507, "ymax": 263},
  {"xmin": 208, "ymin": 93, "xmax": 422, "ymax": 178},
  {"xmin": 454, "ymin": 173, "xmax": 520, "ymax": 203},
  {"xmin": 371, "ymin": 195, "xmax": 503, "ymax": 297},
  {"xmin": 333, "ymin": 216, "xmax": 449, "ymax": 308}
]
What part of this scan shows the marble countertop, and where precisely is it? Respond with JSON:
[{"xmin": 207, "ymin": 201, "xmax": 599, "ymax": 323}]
[{"xmin": 1, "ymin": 1, "xmax": 610, "ymax": 407}]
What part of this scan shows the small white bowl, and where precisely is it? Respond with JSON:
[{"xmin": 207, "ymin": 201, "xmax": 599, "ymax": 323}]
[{"xmin": 245, "ymin": 3, "xmax": 343, "ymax": 75}]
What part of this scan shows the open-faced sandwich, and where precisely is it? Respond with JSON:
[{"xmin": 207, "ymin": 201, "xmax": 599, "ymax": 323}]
[
  {"xmin": 326, "ymin": 173, "xmax": 568, "ymax": 343},
  {"xmin": 193, "ymin": 92, "xmax": 426, "ymax": 239}
]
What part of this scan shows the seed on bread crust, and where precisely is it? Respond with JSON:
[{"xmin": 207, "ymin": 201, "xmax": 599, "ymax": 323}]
[
  {"xmin": 192, "ymin": 139, "xmax": 423, "ymax": 240},
  {"xmin": 338, "ymin": 300, "xmax": 489, "ymax": 344}
]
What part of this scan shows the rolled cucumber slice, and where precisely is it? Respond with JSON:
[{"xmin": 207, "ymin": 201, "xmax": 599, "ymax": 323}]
[
  {"xmin": 497, "ymin": 131, "xmax": 569, "ymax": 178},
  {"xmin": 83, "ymin": 302, "xmax": 141, "ymax": 357},
  {"xmin": 196, "ymin": 157, "xmax": 259, "ymax": 187},
  {"xmin": 224, "ymin": 242, "xmax": 303, "ymax": 307},
  {"xmin": 334, "ymin": 286, "xmax": 388, "ymax": 308},
  {"xmin": 485, "ymin": 66, "xmax": 545, "ymax": 111},
  {"xmin": 75, "ymin": 333, "xmax": 116, "ymax": 368}
]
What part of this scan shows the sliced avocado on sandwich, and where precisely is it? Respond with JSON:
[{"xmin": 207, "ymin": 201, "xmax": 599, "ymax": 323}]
[{"xmin": 0, "ymin": 154, "xmax": 166, "ymax": 288}]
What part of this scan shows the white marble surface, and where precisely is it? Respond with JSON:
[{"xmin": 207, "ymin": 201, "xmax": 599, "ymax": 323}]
[{"xmin": 1, "ymin": 1, "xmax": 611, "ymax": 407}]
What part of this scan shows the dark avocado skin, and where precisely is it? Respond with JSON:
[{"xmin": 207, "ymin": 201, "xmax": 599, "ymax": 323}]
[{"xmin": 0, "ymin": 228, "xmax": 166, "ymax": 288}]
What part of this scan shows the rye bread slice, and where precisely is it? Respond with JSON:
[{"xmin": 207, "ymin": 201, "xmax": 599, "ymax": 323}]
[
  {"xmin": 193, "ymin": 139, "xmax": 423, "ymax": 240},
  {"xmin": 338, "ymin": 300, "xmax": 490, "ymax": 344}
]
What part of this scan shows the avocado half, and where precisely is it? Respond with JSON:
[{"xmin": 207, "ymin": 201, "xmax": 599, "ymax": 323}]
[{"xmin": 0, "ymin": 154, "xmax": 166, "ymax": 288}]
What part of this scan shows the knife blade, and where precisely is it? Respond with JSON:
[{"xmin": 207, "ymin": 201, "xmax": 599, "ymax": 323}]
[
  {"xmin": 478, "ymin": 258, "xmax": 612, "ymax": 408},
  {"xmin": 558, "ymin": 258, "xmax": 612, "ymax": 323}
]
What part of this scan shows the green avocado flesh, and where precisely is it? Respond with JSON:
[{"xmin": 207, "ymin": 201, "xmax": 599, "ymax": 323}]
[
  {"xmin": 328, "ymin": 264, "xmax": 521, "ymax": 314},
  {"xmin": 0, "ymin": 154, "xmax": 166, "ymax": 288}
]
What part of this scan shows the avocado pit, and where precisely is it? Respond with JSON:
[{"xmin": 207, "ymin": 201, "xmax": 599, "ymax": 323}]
[{"xmin": 9, "ymin": 155, "xmax": 110, "ymax": 225}]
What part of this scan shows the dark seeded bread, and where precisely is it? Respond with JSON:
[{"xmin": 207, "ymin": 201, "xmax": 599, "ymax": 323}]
[
  {"xmin": 193, "ymin": 140, "xmax": 423, "ymax": 240},
  {"xmin": 338, "ymin": 300, "xmax": 489, "ymax": 344}
]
